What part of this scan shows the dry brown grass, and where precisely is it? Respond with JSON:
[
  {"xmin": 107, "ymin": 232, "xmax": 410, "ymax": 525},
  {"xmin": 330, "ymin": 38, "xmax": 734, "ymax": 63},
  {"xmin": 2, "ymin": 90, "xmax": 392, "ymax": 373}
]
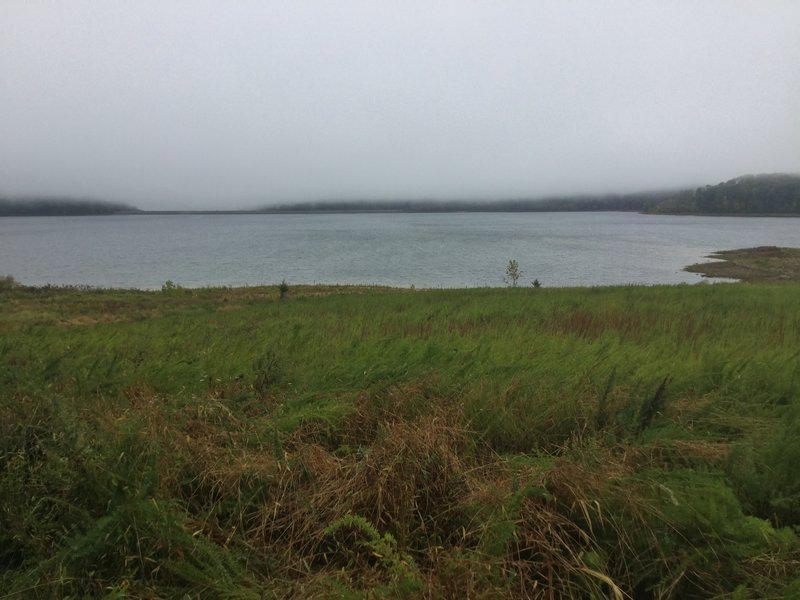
[
  {"xmin": 12, "ymin": 379, "xmax": 797, "ymax": 598},
  {"xmin": 545, "ymin": 309, "xmax": 659, "ymax": 341},
  {"xmin": 107, "ymin": 386, "xmax": 674, "ymax": 597},
  {"xmin": 252, "ymin": 410, "xmax": 473, "ymax": 563},
  {"xmin": 65, "ymin": 370, "xmax": 794, "ymax": 599},
  {"xmin": 619, "ymin": 440, "xmax": 732, "ymax": 471}
]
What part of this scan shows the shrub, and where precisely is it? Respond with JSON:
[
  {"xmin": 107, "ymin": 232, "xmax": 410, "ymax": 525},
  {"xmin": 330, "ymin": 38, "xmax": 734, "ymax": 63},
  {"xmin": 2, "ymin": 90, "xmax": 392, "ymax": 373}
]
[{"xmin": 0, "ymin": 274, "xmax": 17, "ymax": 291}]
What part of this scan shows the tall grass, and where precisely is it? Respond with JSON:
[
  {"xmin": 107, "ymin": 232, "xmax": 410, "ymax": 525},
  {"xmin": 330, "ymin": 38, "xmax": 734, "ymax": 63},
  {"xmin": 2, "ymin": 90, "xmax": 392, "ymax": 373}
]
[{"xmin": 1, "ymin": 282, "xmax": 800, "ymax": 597}]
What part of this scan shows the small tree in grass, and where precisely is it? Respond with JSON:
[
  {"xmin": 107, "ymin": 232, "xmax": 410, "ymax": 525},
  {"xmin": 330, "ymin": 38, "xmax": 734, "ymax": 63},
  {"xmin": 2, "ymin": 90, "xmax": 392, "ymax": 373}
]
[
  {"xmin": 504, "ymin": 259, "xmax": 521, "ymax": 287},
  {"xmin": 278, "ymin": 279, "xmax": 289, "ymax": 300}
]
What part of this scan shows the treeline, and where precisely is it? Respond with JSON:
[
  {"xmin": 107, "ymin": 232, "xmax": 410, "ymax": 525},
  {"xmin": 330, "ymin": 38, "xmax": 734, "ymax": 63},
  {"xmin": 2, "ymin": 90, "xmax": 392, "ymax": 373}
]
[
  {"xmin": 4, "ymin": 173, "xmax": 798, "ymax": 216},
  {"xmin": 264, "ymin": 173, "xmax": 800, "ymax": 215},
  {"xmin": 647, "ymin": 173, "xmax": 800, "ymax": 215},
  {"xmin": 0, "ymin": 198, "xmax": 140, "ymax": 216},
  {"xmin": 263, "ymin": 191, "xmax": 677, "ymax": 213}
]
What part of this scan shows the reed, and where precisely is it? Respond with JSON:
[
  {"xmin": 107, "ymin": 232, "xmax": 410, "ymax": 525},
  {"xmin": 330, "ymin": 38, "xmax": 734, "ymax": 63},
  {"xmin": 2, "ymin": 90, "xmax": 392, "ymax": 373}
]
[{"xmin": 2, "ymin": 282, "xmax": 799, "ymax": 597}]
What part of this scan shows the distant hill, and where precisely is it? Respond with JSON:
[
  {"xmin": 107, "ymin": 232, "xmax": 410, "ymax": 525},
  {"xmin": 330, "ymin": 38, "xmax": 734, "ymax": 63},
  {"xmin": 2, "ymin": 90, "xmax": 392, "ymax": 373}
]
[
  {"xmin": 5, "ymin": 173, "xmax": 799, "ymax": 216},
  {"xmin": 648, "ymin": 173, "xmax": 800, "ymax": 215},
  {"xmin": 260, "ymin": 191, "xmax": 678, "ymax": 214},
  {"xmin": 260, "ymin": 174, "xmax": 800, "ymax": 215},
  {"xmin": 0, "ymin": 198, "xmax": 140, "ymax": 216}
]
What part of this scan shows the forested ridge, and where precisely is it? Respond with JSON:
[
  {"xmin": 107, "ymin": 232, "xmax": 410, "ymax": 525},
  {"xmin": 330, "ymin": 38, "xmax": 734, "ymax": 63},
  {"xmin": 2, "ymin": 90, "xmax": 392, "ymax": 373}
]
[
  {"xmin": 648, "ymin": 173, "xmax": 800, "ymax": 214},
  {"xmin": 265, "ymin": 173, "xmax": 800, "ymax": 214},
  {"xmin": 3, "ymin": 173, "xmax": 799, "ymax": 216},
  {"xmin": 0, "ymin": 198, "xmax": 139, "ymax": 216}
]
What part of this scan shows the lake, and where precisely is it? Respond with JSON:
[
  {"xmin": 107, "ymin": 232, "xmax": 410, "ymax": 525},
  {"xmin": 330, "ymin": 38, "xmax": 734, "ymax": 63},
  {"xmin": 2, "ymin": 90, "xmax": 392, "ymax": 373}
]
[{"xmin": 1, "ymin": 212, "xmax": 799, "ymax": 289}]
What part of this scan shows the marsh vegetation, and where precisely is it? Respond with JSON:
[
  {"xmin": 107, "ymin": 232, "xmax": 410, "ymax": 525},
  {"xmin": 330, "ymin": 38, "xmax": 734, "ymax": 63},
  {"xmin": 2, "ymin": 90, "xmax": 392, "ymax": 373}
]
[{"xmin": 1, "ymin": 281, "xmax": 800, "ymax": 597}]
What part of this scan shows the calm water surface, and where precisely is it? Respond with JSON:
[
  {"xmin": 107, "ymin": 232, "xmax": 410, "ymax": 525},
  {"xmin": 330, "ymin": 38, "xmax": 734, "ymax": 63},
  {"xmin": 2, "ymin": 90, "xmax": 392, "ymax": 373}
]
[{"xmin": 1, "ymin": 212, "xmax": 799, "ymax": 289}]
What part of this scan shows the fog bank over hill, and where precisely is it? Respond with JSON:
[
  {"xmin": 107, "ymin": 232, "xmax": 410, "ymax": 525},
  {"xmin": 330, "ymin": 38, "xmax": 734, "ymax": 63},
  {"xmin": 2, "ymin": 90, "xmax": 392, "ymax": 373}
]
[
  {"xmin": 0, "ymin": 198, "xmax": 139, "ymax": 216},
  {"xmin": 4, "ymin": 173, "xmax": 799, "ymax": 216},
  {"xmin": 1, "ymin": 2, "xmax": 799, "ymax": 210},
  {"xmin": 260, "ymin": 173, "xmax": 800, "ymax": 215}
]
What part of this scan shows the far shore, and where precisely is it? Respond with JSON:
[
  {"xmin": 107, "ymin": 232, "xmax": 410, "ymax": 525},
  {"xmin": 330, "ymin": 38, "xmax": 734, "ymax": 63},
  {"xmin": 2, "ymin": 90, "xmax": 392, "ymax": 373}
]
[{"xmin": 685, "ymin": 246, "xmax": 800, "ymax": 282}]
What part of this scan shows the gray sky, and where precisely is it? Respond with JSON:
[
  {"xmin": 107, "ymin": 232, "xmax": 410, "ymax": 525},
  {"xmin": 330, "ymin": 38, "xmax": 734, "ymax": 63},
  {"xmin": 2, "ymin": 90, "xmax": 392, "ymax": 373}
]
[{"xmin": 2, "ymin": 1, "xmax": 799, "ymax": 210}]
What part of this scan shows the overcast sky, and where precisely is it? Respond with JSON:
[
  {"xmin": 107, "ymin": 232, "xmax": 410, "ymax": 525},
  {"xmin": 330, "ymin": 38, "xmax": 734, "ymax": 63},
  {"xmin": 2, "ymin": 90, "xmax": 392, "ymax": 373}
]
[{"xmin": 1, "ymin": 1, "xmax": 799, "ymax": 210}]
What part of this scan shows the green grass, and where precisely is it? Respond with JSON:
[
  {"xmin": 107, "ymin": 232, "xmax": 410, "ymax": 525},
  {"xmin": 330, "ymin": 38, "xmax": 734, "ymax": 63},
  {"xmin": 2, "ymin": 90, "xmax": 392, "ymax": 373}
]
[{"xmin": 2, "ymin": 282, "xmax": 800, "ymax": 598}]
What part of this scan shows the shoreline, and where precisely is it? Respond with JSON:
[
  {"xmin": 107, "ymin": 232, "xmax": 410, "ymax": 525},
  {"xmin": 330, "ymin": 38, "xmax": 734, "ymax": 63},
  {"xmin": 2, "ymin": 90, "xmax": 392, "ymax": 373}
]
[
  {"xmin": 14, "ymin": 244, "xmax": 800, "ymax": 291},
  {"xmin": 4, "ymin": 208, "xmax": 800, "ymax": 217},
  {"xmin": 684, "ymin": 246, "xmax": 800, "ymax": 281}
]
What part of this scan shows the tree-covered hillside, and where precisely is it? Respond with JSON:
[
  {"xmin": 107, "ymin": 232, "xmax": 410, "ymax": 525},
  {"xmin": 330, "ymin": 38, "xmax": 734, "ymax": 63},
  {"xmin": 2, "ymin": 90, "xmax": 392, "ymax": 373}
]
[
  {"xmin": 650, "ymin": 173, "xmax": 800, "ymax": 214},
  {"xmin": 262, "ymin": 174, "xmax": 800, "ymax": 215},
  {"xmin": 4, "ymin": 173, "xmax": 799, "ymax": 216},
  {"xmin": 0, "ymin": 198, "xmax": 139, "ymax": 216}
]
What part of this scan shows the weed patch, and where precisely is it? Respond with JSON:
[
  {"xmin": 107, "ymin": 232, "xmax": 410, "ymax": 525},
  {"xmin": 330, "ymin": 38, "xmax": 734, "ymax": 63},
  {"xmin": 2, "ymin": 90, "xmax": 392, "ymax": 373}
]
[{"xmin": 2, "ymin": 283, "xmax": 800, "ymax": 596}]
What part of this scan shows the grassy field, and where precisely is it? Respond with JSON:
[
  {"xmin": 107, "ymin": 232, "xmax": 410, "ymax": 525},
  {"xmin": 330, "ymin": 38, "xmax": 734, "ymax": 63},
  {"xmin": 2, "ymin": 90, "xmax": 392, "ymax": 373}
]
[{"xmin": 2, "ymin": 280, "xmax": 800, "ymax": 598}]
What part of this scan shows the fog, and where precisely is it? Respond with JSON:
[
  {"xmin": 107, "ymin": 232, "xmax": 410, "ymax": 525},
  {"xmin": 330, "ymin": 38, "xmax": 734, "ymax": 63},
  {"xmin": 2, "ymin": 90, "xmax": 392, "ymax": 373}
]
[{"xmin": 1, "ymin": 1, "xmax": 799, "ymax": 210}]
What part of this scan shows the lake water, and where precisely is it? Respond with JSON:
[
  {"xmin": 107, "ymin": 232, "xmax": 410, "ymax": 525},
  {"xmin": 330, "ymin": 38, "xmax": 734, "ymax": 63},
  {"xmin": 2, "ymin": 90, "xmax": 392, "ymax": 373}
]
[{"xmin": 1, "ymin": 212, "xmax": 799, "ymax": 289}]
